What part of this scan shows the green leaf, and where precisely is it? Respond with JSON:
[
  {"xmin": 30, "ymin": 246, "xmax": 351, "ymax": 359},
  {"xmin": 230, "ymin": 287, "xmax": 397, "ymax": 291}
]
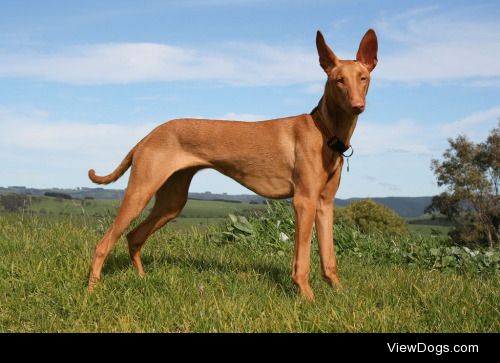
[
  {"xmin": 238, "ymin": 216, "xmax": 250, "ymax": 224},
  {"xmin": 442, "ymin": 255, "xmax": 456, "ymax": 267},
  {"xmin": 233, "ymin": 222, "xmax": 254, "ymax": 234},
  {"xmin": 430, "ymin": 248, "xmax": 441, "ymax": 256}
]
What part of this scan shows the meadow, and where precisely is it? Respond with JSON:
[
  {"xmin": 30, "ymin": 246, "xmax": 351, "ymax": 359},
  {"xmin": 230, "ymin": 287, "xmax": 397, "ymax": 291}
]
[
  {"xmin": 15, "ymin": 196, "xmax": 265, "ymax": 231},
  {"xmin": 0, "ymin": 202, "xmax": 498, "ymax": 332}
]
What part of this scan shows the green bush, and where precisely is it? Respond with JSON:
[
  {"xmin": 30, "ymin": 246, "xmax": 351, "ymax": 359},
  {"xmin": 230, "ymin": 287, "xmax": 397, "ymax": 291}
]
[
  {"xmin": 331, "ymin": 223, "xmax": 500, "ymax": 275},
  {"xmin": 0, "ymin": 193, "xmax": 27, "ymax": 212},
  {"xmin": 335, "ymin": 199, "xmax": 409, "ymax": 236},
  {"xmin": 219, "ymin": 201, "xmax": 294, "ymax": 256},
  {"xmin": 218, "ymin": 201, "xmax": 499, "ymax": 275}
]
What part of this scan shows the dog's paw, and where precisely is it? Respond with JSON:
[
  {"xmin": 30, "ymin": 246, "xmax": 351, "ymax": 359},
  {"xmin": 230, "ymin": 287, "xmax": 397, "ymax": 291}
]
[{"xmin": 323, "ymin": 274, "xmax": 342, "ymax": 290}]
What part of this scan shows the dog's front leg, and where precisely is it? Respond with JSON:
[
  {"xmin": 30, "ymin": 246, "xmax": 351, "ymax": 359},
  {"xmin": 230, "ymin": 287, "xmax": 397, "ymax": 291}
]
[
  {"xmin": 315, "ymin": 162, "xmax": 343, "ymax": 289},
  {"xmin": 315, "ymin": 201, "xmax": 341, "ymax": 289},
  {"xmin": 292, "ymin": 195, "xmax": 317, "ymax": 301}
]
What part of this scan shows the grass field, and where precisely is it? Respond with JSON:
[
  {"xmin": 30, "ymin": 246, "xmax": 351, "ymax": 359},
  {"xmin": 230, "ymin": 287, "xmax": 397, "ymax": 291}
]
[
  {"xmin": 8, "ymin": 196, "xmax": 265, "ymax": 231},
  {"xmin": 407, "ymin": 224, "xmax": 452, "ymax": 236},
  {"xmin": 4, "ymin": 194, "xmax": 452, "ymax": 235},
  {"xmin": 406, "ymin": 214, "xmax": 452, "ymax": 236},
  {"xmin": 22, "ymin": 196, "xmax": 265, "ymax": 217},
  {"xmin": 0, "ymin": 209, "xmax": 498, "ymax": 332}
]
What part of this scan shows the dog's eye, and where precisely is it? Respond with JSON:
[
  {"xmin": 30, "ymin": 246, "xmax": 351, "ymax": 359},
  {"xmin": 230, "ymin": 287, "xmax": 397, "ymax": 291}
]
[
  {"xmin": 336, "ymin": 78, "xmax": 344, "ymax": 84},
  {"xmin": 360, "ymin": 76, "xmax": 367, "ymax": 81}
]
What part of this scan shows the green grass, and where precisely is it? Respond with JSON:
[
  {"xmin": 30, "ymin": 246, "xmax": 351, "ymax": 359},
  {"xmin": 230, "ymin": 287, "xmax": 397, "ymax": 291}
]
[
  {"xmin": 12, "ymin": 195, "xmax": 456, "ymax": 236},
  {"xmin": 21, "ymin": 196, "xmax": 264, "ymax": 217},
  {"xmin": 406, "ymin": 214, "xmax": 452, "ymax": 236},
  {"xmin": 3, "ymin": 195, "xmax": 261, "ymax": 234},
  {"xmin": 178, "ymin": 199, "xmax": 264, "ymax": 218},
  {"xmin": 168, "ymin": 217, "xmax": 226, "ymax": 231},
  {"xmin": 29, "ymin": 197, "xmax": 120, "ymax": 215},
  {"xmin": 7, "ymin": 197, "xmax": 264, "ymax": 231},
  {"xmin": 0, "ymin": 212, "xmax": 498, "ymax": 332}
]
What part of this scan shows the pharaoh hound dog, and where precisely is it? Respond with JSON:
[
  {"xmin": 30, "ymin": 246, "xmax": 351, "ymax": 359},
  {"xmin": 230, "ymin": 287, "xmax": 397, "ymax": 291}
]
[{"xmin": 87, "ymin": 29, "xmax": 378, "ymax": 301}]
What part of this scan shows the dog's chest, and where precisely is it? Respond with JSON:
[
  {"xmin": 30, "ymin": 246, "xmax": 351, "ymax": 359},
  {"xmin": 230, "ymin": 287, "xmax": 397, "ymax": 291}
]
[{"xmin": 327, "ymin": 155, "xmax": 343, "ymax": 177}]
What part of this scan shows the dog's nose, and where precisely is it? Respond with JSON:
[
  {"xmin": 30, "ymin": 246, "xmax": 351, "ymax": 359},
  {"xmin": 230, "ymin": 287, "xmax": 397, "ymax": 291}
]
[{"xmin": 351, "ymin": 101, "xmax": 365, "ymax": 114}]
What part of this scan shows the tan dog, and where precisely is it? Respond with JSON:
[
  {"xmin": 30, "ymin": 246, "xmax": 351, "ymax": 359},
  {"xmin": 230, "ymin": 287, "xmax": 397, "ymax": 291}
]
[{"xmin": 87, "ymin": 29, "xmax": 378, "ymax": 300}]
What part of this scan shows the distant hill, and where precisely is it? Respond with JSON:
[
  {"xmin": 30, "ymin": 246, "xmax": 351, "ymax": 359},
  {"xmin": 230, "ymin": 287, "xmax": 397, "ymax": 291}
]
[
  {"xmin": 335, "ymin": 196, "xmax": 433, "ymax": 218},
  {"xmin": 0, "ymin": 186, "xmax": 432, "ymax": 217},
  {"xmin": 0, "ymin": 186, "xmax": 125, "ymax": 200}
]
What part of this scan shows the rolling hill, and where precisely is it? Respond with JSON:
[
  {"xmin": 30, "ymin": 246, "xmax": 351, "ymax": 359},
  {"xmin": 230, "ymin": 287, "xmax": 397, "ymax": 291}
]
[{"xmin": 0, "ymin": 186, "xmax": 433, "ymax": 217}]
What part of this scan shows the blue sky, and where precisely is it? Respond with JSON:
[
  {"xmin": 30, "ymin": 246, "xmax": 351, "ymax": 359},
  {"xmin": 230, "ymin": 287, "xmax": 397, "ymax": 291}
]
[{"xmin": 1, "ymin": 0, "xmax": 499, "ymax": 197}]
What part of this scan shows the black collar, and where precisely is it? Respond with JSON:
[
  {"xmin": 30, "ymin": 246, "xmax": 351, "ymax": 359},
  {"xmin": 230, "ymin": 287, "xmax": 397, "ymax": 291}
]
[{"xmin": 310, "ymin": 104, "xmax": 353, "ymax": 157}]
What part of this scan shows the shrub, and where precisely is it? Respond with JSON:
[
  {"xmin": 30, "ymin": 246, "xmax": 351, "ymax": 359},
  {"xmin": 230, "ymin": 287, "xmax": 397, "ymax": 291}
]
[
  {"xmin": 0, "ymin": 193, "xmax": 27, "ymax": 212},
  {"xmin": 217, "ymin": 201, "xmax": 293, "ymax": 256},
  {"xmin": 217, "ymin": 201, "xmax": 499, "ymax": 275},
  {"xmin": 44, "ymin": 192, "xmax": 72, "ymax": 200},
  {"xmin": 335, "ymin": 199, "xmax": 409, "ymax": 236}
]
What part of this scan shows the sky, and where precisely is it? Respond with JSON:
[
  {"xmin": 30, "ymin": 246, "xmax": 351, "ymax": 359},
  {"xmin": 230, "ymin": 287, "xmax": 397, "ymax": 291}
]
[{"xmin": 0, "ymin": 0, "xmax": 499, "ymax": 198}]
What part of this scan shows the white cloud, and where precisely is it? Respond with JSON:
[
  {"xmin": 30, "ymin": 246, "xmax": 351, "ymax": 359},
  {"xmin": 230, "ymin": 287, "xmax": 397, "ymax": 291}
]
[
  {"xmin": 0, "ymin": 107, "xmax": 274, "ymax": 188},
  {"xmin": 352, "ymin": 119, "xmax": 431, "ymax": 156},
  {"xmin": 351, "ymin": 105, "xmax": 500, "ymax": 157},
  {"xmin": 374, "ymin": 6, "xmax": 500, "ymax": 84},
  {"xmin": 1, "ymin": 6, "xmax": 499, "ymax": 87},
  {"xmin": 0, "ymin": 107, "xmax": 154, "ymax": 156},
  {"xmin": 438, "ymin": 106, "xmax": 500, "ymax": 140},
  {"xmin": 376, "ymin": 42, "xmax": 500, "ymax": 83},
  {"xmin": 0, "ymin": 107, "xmax": 157, "ymax": 187},
  {"xmin": 303, "ymin": 83, "xmax": 324, "ymax": 94},
  {"xmin": 0, "ymin": 42, "xmax": 320, "ymax": 86}
]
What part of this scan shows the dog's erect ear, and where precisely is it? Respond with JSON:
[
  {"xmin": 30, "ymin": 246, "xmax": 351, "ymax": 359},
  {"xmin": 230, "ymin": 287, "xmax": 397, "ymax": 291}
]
[
  {"xmin": 316, "ymin": 30, "xmax": 338, "ymax": 73},
  {"xmin": 356, "ymin": 29, "xmax": 378, "ymax": 72}
]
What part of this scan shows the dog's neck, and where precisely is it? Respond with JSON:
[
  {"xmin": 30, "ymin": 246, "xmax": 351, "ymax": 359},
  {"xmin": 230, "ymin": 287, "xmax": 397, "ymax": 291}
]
[{"xmin": 316, "ymin": 92, "xmax": 358, "ymax": 149}]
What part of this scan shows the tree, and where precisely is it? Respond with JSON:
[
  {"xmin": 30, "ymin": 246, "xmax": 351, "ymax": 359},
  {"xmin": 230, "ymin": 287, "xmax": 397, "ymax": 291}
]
[
  {"xmin": 335, "ymin": 199, "xmax": 409, "ymax": 236},
  {"xmin": 427, "ymin": 123, "xmax": 499, "ymax": 248},
  {"xmin": 44, "ymin": 192, "xmax": 72, "ymax": 200}
]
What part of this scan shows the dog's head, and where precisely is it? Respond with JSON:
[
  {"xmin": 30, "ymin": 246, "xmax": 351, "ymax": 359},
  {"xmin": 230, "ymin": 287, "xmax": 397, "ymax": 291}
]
[{"xmin": 316, "ymin": 29, "xmax": 378, "ymax": 115}]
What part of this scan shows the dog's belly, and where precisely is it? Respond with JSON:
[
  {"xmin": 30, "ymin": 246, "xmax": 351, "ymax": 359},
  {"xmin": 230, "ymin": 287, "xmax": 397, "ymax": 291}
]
[
  {"xmin": 229, "ymin": 173, "xmax": 293, "ymax": 199},
  {"xmin": 212, "ymin": 163, "xmax": 294, "ymax": 199}
]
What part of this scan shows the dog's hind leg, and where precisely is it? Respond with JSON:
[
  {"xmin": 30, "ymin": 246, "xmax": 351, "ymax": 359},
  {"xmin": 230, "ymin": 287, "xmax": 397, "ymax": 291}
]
[
  {"xmin": 88, "ymin": 164, "xmax": 174, "ymax": 291},
  {"xmin": 126, "ymin": 167, "xmax": 198, "ymax": 276}
]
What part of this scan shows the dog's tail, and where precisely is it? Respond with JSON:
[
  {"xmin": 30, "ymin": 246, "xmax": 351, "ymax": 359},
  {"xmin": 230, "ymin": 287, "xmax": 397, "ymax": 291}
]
[{"xmin": 88, "ymin": 147, "xmax": 135, "ymax": 185}]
